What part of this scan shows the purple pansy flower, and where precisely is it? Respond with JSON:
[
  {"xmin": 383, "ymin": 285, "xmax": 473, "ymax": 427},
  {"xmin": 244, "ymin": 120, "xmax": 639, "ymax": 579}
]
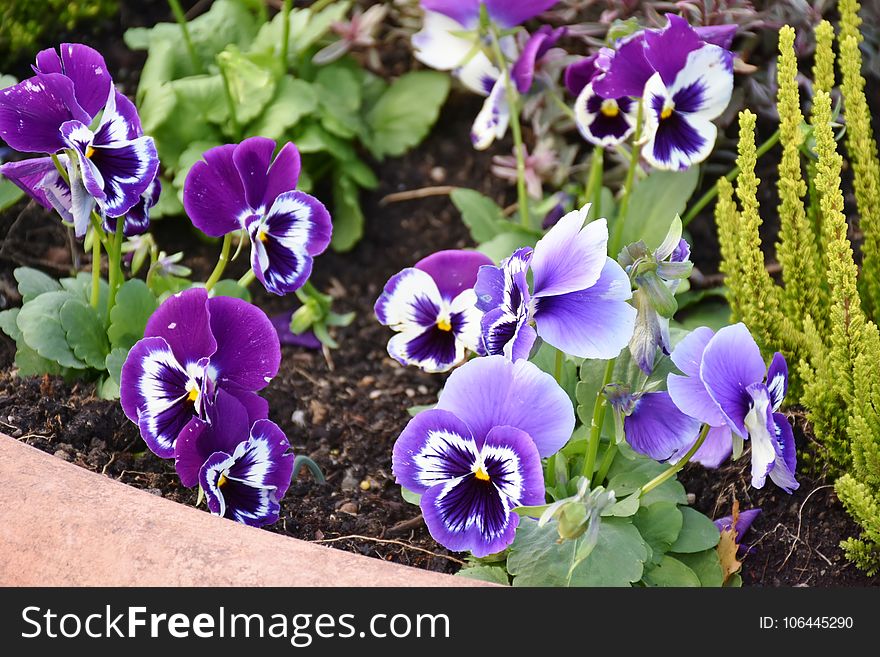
[
  {"xmin": 616, "ymin": 390, "xmax": 702, "ymax": 462},
  {"xmin": 175, "ymin": 390, "xmax": 294, "ymax": 527},
  {"xmin": 0, "ymin": 45, "xmax": 159, "ymax": 237},
  {"xmin": 393, "ymin": 355, "xmax": 574, "ymax": 556},
  {"xmin": 120, "ymin": 288, "xmax": 281, "ymax": 459},
  {"xmin": 574, "ymin": 82, "xmax": 639, "ymax": 147},
  {"xmin": 666, "ymin": 323, "xmax": 799, "ymax": 492},
  {"xmin": 475, "ymin": 204, "xmax": 636, "ymax": 361},
  {"xmin": 715, "ymin": 507, "xmax": 762, "ymax": 556},
  {"xmin": 511, "ymin": 25, "xmax": 567, "ymax": 94},
  {"xmin": 375, "ymin": 250, "xmax": 492, "ymax": 373},
  {"xmin": 183, "ymin": 137, "xmax": 332, "ymax": 296},
  {"xmin": 421, "ymin": 0, "xmax": 559, "ymax": 30}
]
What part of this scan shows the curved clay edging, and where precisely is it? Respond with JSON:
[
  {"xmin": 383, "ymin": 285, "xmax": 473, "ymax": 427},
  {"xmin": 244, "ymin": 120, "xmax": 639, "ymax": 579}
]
[{"xmin": 0, "ymin": 435, "xmax": 483, "ymax": 586}]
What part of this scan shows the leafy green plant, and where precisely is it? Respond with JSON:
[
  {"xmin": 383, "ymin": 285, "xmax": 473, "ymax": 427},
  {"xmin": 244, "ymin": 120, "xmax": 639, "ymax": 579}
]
[{"xmin": 128, "ymin": 0, "xmax": 449, "ymax": 251}]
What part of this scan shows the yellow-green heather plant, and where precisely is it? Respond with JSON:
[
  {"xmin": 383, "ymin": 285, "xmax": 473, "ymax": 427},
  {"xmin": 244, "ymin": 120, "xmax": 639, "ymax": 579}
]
[{"xmin": 715, "ymin": 1, "xmax": 880, "ymax": 572}]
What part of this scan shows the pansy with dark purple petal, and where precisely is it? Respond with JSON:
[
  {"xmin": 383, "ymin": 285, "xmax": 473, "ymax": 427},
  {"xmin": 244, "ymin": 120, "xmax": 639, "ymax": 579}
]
[
  {"xmin": 375, "ymin": 249, "xmax": 491, "ymax": 372},
  {"xmin": 475, "ymin": 204, "xmax": 636, "ymax": 360},
  {"xmin": 620, "ymin": 390, "xmax": 702, "ymax": 462},
  {"xmin": 184, "ymin": 137, "xmax": 331, "ymax": 296},
  {"xmin": 666, "ymin": 323, "xmax": 799, "ymax": 491},
  {"xmin": 511, "ymin": 25, "xmax": 566, "ymax": 94},
  {"xmin": 120, "ymin": 288, "xmax": 280, "ymax": 459},
  {"xmin": 421, "ymin": 0, "xmax": 559, "ymax": 29},
  {"xmin": 574, "ymin": 82, "xmax": 637, "ymax": 147},
  {"xmin": 715, "ymin": 507, "xmax": 761, "ymax": 556},
  {"xmin": 393, "ymin": 355, "xmax": 573, "ymax": 556},
  {"xmin": 103, "ymin": 176, "xmax": 160, "ymax": 237}
]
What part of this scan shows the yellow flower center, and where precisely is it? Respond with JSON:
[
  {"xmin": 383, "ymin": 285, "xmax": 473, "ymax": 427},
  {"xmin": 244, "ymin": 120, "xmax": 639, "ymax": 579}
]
[
  {"xmin": 257, "ymin": 229, "xmax": 269, "ymax": 243},
  {"xmin": 436, "ymin": 317, "xmax": 452, "ymax": 332},
  {"xmin": 660, "ymin": 100, "xmax": 675, "ymax": 120},
  {"xmin": 85, "ymin": 145, "xmax": 95, "ymax": 158},
  {"xmin": 600, "ymin": 99, "xmax": 619, "ymax": 118},
  {"xmin": 218, "ymin": 473, "xmax": 228, "ymax": 488},
  {"xmin": 474, "ymin": 466, "xmax": 490, "ymax": 482}
]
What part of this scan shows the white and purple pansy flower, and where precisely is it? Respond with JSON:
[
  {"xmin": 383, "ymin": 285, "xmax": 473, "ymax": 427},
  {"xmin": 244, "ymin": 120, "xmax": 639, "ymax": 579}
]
[
  {"xmin": 613, "ymin": 389, "xmax": 702, "ymax": 463},
  {"xmin": 120, "ymin": 288, "xmax": 281, "ymax": 459},
  {"xmin": 475, "ymin": 204, "xmax": 636, "ymax": 361},
  {"xmin": 375, "ymin": 249, "xmax": 492, "ymax": 373},
  {"xmin": 393, "ymin": 356, "xmax": 574, "ymax": 556},
  {"xmin": 666, "ymin": 323, "xmax": 798, "ymax": 491},
  {"xmin": 175, "ymin": 390, "xmax": 294, "ymax": 527},
  {"xmin": 183, "ymin": 137, "xmax": 332, "ymax": 296},
  {"xmin": 574, "ymin": 82, "xmax": 639, "ymax": 147}
]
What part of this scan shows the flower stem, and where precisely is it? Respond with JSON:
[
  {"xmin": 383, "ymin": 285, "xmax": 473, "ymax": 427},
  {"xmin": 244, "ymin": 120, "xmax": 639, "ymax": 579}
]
[
  {"xmin": 640, "ymin": 423, "xmax": 710, "ymax": 497},
  {"xmin": 204, "ymin": 233, "xmax": 233, "ymax": 292},
  {"xmin": 104, "ymin": 217, "xmax": 126, "ymax": 323},
  {"xmin": 585, "ymin": 147, "xmax": 604, "ymax": 215},
  {"xmin": 218, "ymin": 64, "xmax": 241, "ymax": 141},
  {"xmin": 280, "ymin": 0, "xmax": 292, "ymax": 68},
  {"xmin": 90, "ymin": 233, "xmax": 101, "ymax": 309},
  {"xmin": 581, "ymin": 359, "xmax": 615, "ymax": 479},
  {"xmin": 50, "ymin": 153, "xmax": 70, "ymax": 185},
  {"xmin": 594, "ymin": 440, "xmax": 617, "ymax": 487},
  {"xmin": 554, "ymin": 348, "xmax": 564, "ymax": 383},
  {"xmin": 609, "ymin": 100, "xmax": 644, "ymax": 256},
  {"xmin": 681, "ymin": 129, "xmax": 781, "ymax": 227},
  {"xmin": 167, "ymin": 0, "xmax": 203, "ymax": 74},
  {"xmin": 237, "ymin": 269, "xmax": 256, "ymax": 288},
  {"xmin": 489, "ymin": 24, "xmax": 530, "ymax": 229}
]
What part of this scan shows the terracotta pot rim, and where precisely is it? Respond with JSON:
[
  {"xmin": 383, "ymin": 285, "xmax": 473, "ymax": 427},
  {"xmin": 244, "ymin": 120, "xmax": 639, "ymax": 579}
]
[{"xmin": 0, "ymin": 434, "xmax": 486, "ymax": 587}]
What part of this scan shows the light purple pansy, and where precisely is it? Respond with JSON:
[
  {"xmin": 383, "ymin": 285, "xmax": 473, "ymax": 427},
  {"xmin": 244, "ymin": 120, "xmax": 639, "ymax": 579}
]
[
  {"xmin": 475, "ymin": 204, "xmax": 636, "ymax": 361},
  {"xmin": 183, "ymin": 137, "xmax": 332, "ymax": 296},
  {"xmin": 421, "ymin": 0, "xmax": 559, "ymax": 30},
  {"xmin": 714, "ymin": 507, "xmax": 761, "ymax": 556},
  {"xmin": 175, "ymin": 390, "xmax": 294, "ymax": 527},
  {"xmin": 666, "ymin": 324, "xmax": 798, "ymax": 492},
  {"xmin": 375, "ymin": 249, "xmax": 491, "ymax": 373},
  {"xmin": 622, "ymin": 390, "xmax": 702, "ymax": 462},
  {"xmin": 511, "ymin": 25, "xmax": 567, "ymax": 94},
  {"xmin": 392, "ymin": 356, "xmax": 573, "ymax": 556},
  {"xmin": 120, "ymin": 288, "xmax": 281, "ymax": 459}
]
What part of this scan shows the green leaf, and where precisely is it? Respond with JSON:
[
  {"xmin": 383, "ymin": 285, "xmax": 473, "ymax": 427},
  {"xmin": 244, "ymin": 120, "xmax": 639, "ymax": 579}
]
[
  {"xmin": 602, "ymin": 492, "xmax": 641, "ymax": 518},
  {"xmin": 314, "ymin": 65, "xmax": 364, "ymax": 139},
  {"xmin": 456, "ymin": 566, "xmax": 509, "ymax": 585},
  {"xmin": 217, "ymin": 46, "xmax": 278, "ymax": 124},
  {"xmin": 108, "ymin": 280, "xmax": 158, "ymax": 351},
  {"xmin": 60, "ymin": 298, "xmax": 109, "ymax": 369},
  {"xmin": 641, "ymin": 555, "xmax": 701, "ymax": 587},
  {"xmin": 59, "ymin": 274, "xmax": 110, "ymax": 321},
  {"xmin": 618, "ymin": 168, "xmax": 699, "ymax": 249},
  {"xmin": 340, "ymin": 157, "xmax": 379, "ymax": 190},
  {"xmin": 633, "ymin": 502, "xmax": 683, "ymax": 563},
  {"xmin": 17, "ymin": 291, "xmax": 87, "ymax": 369},
  {"xmin": 98, "ymin": 375, "xmax": 120, "ymax": 400},
  {"xmin": 400, "ymin": 487, "xmax": 421, "ymax": 506},
  {"xmin": 14, "ymin": 341, "xmax": 64, "ymax": 376},
  {"xmin": 669, "ymin": 506, "xmax": 721, "ymax": 553},
  {"xmin": 14, "ymin": 267, "xmax": 61, "ymax": 303},
  {"xmin": 606, "ymin": 452, "xmax": 687, "ymax": 505},
  {"xmin": 0, "ymin": 175, "xmax": 24, "ymax": 212},
  {"xmin": 450, "ymin": 188, "xmax": 506, "ymax": 244},
  {"xmin": 249, "ymin": 76, "xmax": 318, "ymax": 141},
  {"xmin": 508, "ymin": 517, "xmax": 647, "ymax": 587},
  {"xmin": 0, "ymin": 308, "xmax": 22, "ymax": 342},
  {"xmin": 674, "ymin": 298, "xmax": 731, "ymax": 332},
  {"xmin": 105, "ymin": 347, "xmax": 128, "ymax": 386},
  {"xmin": 210, "ymin": 280, "xmax": 252, "ymax": 302},
  {"xmin": 672, "ymin": 549, "xmax": 724, "ymax": 587},
  {"xmin": 477, "ymin": 229, "xmax": 539, "ymax": 264},
  {"xmin": 364, "ymin": 71, "xmax": 450, "ymax": 160},
  {"xmin": 331, "ymin": 174, "xmax": 363, "ymax": 252},
  {"xmin": 529, "ymin": 341, "xmax": 578, "ymax": 406}
]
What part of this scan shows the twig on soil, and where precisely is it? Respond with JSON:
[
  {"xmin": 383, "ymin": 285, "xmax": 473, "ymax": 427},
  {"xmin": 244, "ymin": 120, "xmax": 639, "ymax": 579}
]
[
  {"xmin": 379, "ymin": 186, "xmax": 457, "ymax": 206},
  {"xmin": 101, "ymin": 453, "xmax": 116, "ymax": 476},
  {"xmin": 386, "ymin": 514, "xmax": 425, "ymax": 535},
  {"xmin": 779, "ymin": 484, "xmax": 834, "ymax": 570},
  {"xmin": 311, "ymin": 534, "xmax": 465, "ymax": 565}
]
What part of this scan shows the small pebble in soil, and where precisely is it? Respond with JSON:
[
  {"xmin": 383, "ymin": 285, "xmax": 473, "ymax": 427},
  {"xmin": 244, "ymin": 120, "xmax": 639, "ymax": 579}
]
[
  {"xmin": 368, "ymin": 390, "xmax": 382, "ymax": 400},
  {"xmin": 686, "ymin": 493, "xmax": 696, "ymax": 505},
  {"xmin": 339, "ymin": 502, "xmax": 359, "ymax": 515},
  {"xmin": 430, "ymin": 166, "xmax": 447, "ymax": 183},
  {"xmin": 53, "ymin": 449, "xmax": 71, "ymax": 461},
  {"xmin": 145, "ymin": 488, "xmax": 163, "ymax": 497},
  {"xmin": 291, "ymin": 409, "xmax": 307, "ymax": 427},
  {"xmin": 359, "ymin": 479, "xmax": 371, "ymax": 491},
  {"xmin": 405, "ymin": 388, "xmax": 416, "ymax": 398}
]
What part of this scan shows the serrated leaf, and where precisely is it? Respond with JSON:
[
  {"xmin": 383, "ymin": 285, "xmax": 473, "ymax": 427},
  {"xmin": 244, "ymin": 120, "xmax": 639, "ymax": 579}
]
[
  {"xmin": 450, "ymin": 188, "xmax": 506, "ymax": 244},
  {"xmin": 17, "ymin": 291, "xmax": 87, "ymax": 369},
  {"xmin": 641, "ymin": 555, "xmax": 701, "ymax": 587},
  {"xmin": 217, "ymin": 46, "xmax": 278, "ymax": 124},
  {"xmin": 670, "ymin": 506, "xmax": 721, "ymax": 553},
  {"xmin": 60, "ymin": 298, "xmax": 109, "ymax": 369},
  {"xmin": 105, "ymin": 347, "xmax": 128, "ymax": 386},
  {"xmin": 14, "ymin": 341, "xmax": 64, "ymax": 376},
  {"xmin": 633, "ymin": 501, "xmax": 683, "ymax": 563},
  {"xmin": 314, "ymin": 65, "xmax": 364, "ymax": 139},
  {"xmin": 364, "ymin": 71, "xmax": 450, "ymax": 160},
  {"xmin": 249, "ymin": 76, "xmax": 318, "ymax": 140},
  {"xmin": 673, "ymin": 549, "xmax": 724, "ymax": 587},
  {"xmin": 0, "ymin": 308, "xmax": 22, "ymax": 341},
  {"xmin": 477, "ymin": 229, "xmax": 539, "ymax": 264},
  {"xmin": 14, "ymin": 267, "xmax": 61, "ymax": 303},
  {"xmin": 456, "ymin": 566, "xmax": 509, "ymax": 585},
  {"xmin": 108, "ymin": 279, "xmax": 157, "ymax": 350}
]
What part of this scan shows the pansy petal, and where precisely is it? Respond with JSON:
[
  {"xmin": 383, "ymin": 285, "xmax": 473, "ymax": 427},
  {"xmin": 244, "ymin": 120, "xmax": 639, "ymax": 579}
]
[
  {"xmin": 534, "ymin": 257, "xmax": 636, "ymax": 360},
  {"xmin": 564, "ymin": 54, "xmax": 598, "ymax": 97},
  {"xmin": 436, "ymin": 355, "xmax": 575, "ymax": 456},
  {"xmin": 474, "ymin": 247, "xmax": 532, "ymax": 313},
  {"xmin": 715, "ymin": 507, "xmax": 761, "ymax": 539},
  {"xmin": 183, "ymin": 144, "xmax": 251, "ymax": 237},
  {"xmin": 206, "ymin": 294, "xmax": 281, "ymax": 392},
  {"xmin": 769, "ymin": 412, "xmax": 799, "ymax": 492},
  {"xmin": 700, "ymin": 323, "xmax": 766, "ymax": 437},
  {"xmin": 575, "ymin": 84, "xmax": 636, "ymax": 147},
  {"xmin": 482, "ymin": 425, "xmax": 545, "ymax": 508},
  {"xmin": 0, "ymin": 157, "xmax": 61, "ymax": 212},
  {"xmin": 421, "ymin": 0, "xmax": 481, "ymax": 29},
  {"xmin": 106, "ymin": 175, "xmax": 159, "ymax": 237},
  {"xmin": 227, "ymin": 389, "xmax": 270, "ymax": 424},
  {"xmin": 199, "ymin": 451, "xmax": 235, "ymax": 518},
  {"xmin": 670, "ymin": 326, "xmax": 715, "ymax": 377},
  {"xmin": 591, "ymin": 33, "xmax": 653, "ymax": 99},
  {"xmin": 413, "ymin": 10, "xmax": 478, "ymax": 70},
  {"xmin": 393, "ymin": 409, "xmax": 479, "ymax": 494},
  {"xmin": 93, "ymin": 88, "xmax": 142, "ymax": 145},
  {"xmin": 643, "ymin": 88, "xmax": 716, "ymax": 170},
  {"xmin": 643, "ymin": 15, "xmax": 704, "ymax": 87},
  {"xmin": 388, "ymin": 324, "xmax": 462, "ymax": 372},
  {"xmin": 512, "ymin": 26, "xmax": 565, "ymax": 93},
  {"xmin": 667, "ymin": 372, "xmax": 728, "ymax": 427},
  {"xmin": 263, "ymin": 142, "xmax": 302, "ymax": 208},
  {"xmin": 415, "ymin": 249, "xmax": 493, "ymax": 302},
  {"xmin": 232, "ymin": 137, "xmax": 276, "ymax": 212},
  {"xmin": 471, "ymin": 77, "xmax": 509, "ymax": 150},
  {"xmin": 484, "ymin": 0, "xmax": 558, "ymax": 28},
  {"xmin": 228, "ymin": 419, "xmax": 294, "ymax": 497},
  {"xmin": 55, "ymin": 43, "xmax": 113, "ymax": 119},
  {"xmin": 691, "ymin": 424, "xmax": 733, "ymax": 468},
  {"xmin": 221, "ymin": 479, "xmax": 279, "ymax": 526},
  {"xmin": 144, "ymin": 287, "xmax": 217, "ymax": 367},
  {"xmin": 375, "ymin": 267, "xmax": 444, "ymax": 330},
  {"xmin": 767, "ymin": 353, "xmax": 788, "ymax": 412},
  {"xmin": 625, "ymin": 391, "xmax": 702, "ymax": 462},
  {"xmin": 532, "ymin": 210, "xmax": 607, "ymax": 298},
  {"xmin": 0, "ymin": 73, "xmax": 90, "ymax": 153},
  {"xmin": 456, "ymin": 52, "xmax": 499, "ymax": 96},
  {"xmin": 480, "ymin": 306, "xmax": 520, "ymax": 358},
  {"xmin": 744, "ymin": 383, "xmax": 778, "ymax": 489},
  {"xmin": 90, "ymin": 136, "xmax": 160, "ymax": 217},
  {"xmin": 67, "ymin": 159, "xmax": 96, "ymax": 237},
  {"xmin": 695, "ymin": 24, "xmax": 738, "ymax": 50},
  {"xmin": 449, "ymin": 288, "xmax": 483, "ymax": 353},
  {"xmin": 668, "ymin": 45, "xmax": 734, "ymax": 120},
  {"xmin": 270, "ymin": 310, "xmax": 323, "ymax": 349}
]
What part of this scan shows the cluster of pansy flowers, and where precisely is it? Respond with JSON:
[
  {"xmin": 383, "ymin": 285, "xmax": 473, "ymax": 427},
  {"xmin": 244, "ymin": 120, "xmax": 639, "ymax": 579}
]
[
  {"xmin": 376, "ymin": 204, "xmax": 799, "ymax": 557},
  {"xmin": 0, "ymin": 43, "xmax": 335, "ymax": 526},
  {"xmin": 412, "ymin": 1, "xmax": 738, "ymax": 172}
]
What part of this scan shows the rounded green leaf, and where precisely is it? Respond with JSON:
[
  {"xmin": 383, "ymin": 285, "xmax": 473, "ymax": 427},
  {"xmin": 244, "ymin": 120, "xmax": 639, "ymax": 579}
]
[
  {"xmin": 108, "ymin": 279, "xmax": 158, "ymax": 350},
  {"xmin": 669, "ymin": 506, "xmax": 721, "ymax": 553},
  {"xmin": 14, "ymin": 267, "xmax": 61, "ymax": 303},
  {"xmin": 17, "ymin": 291, "xmax": 87, "ymax": 369},
  {"xmin": 633, "ymin": 501, "xmax": 683, "ymax": 563},
  {"xmin": 60, "ymin": 298, "xmax": 110, "ymax": 369},
  {"xmin": 641, "ymin": 555, "xmax": 701, "ymax": 587}
]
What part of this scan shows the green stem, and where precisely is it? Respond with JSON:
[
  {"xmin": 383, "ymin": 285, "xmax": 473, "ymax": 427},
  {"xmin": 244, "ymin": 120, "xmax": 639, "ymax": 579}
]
[
  {"xmin": 554, "ymin": 348, "xmax": 564, "ymax": 383},
  {"xmin": 581, "ymin": 359, "xmax": 616, "ymax": 479},
  {"xmin": 610, "ymin": 100, "xmax": 644, "ymax": 257},
  {"xmin": 547, "ymin": 86, "xmax": 576, "ymax": 121},
  {"xmin": 280, "ymin": 0, "xmax": 292, "ymax": 67},
  {"xmin": 90, "ymin": 232, "xmax": 101, "ymax": 309},
  {"xmin": 105, "ymin": 217, "xmax": 125, "ymax": 322},
  {"xmin": 293, "ymin": 455, "xmax": 325, "ymax": 484},
  {"xmin": 640, "ymin": 424, "xmax": 710, "ymax": 497},
  {"xmin": 681, "ymin": 129, "xmax": 781, "ymax": 227},
  {"xmin": 489, "ymin": 24, "xmax": 529, "ymax": 229},
  {"xmin": 219, "ymin": 64, "xmax": 241, "ymax": 140},
  {"xmin": 167, "ymin": 0, "xmax": 203, "ymax": 74},
  {"xmin": 205, "ymin": 234, "xmax": 233, "ymax": 292},
  {"xmin": 237, "ymin": 269, "xmax": 256, "ymax": 288},
  {"xmin": 585, "ymin": 147, "xmax": 604, "ymax": 216},
  {"xmin": 594, "ymin": 440, "xmax": 617, "ymax": 487},
  {"xmin": 51, "ymin": 153, "xmax": 70, "ymax": 185}
]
